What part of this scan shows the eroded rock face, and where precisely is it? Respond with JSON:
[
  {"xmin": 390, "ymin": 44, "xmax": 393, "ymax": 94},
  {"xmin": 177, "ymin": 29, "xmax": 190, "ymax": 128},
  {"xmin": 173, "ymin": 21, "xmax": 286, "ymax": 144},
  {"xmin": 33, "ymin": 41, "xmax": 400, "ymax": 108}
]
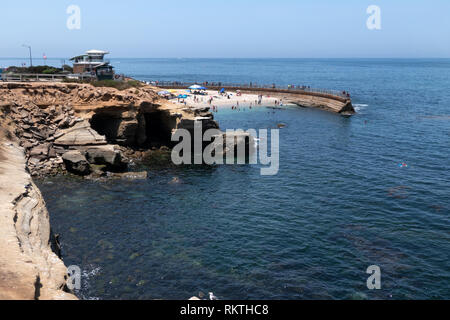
[
  {"xmin": 54, "ymin": 121, "xmax": 107, "ymax": 146},
  {"xmin": 0, "ymin": 139, "xmax": 77, "ymax": 300},
  {"xmin": 0, "ymin": 82, "xmax": 220, "ymax": 177}
]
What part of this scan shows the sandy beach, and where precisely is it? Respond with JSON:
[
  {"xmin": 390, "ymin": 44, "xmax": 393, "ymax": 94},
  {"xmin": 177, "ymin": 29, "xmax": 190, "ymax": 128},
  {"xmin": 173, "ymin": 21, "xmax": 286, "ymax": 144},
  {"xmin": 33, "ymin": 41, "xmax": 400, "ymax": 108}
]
[{"xmin": 164, "ymin": 89, "xmax": 292, "ymax": 110}]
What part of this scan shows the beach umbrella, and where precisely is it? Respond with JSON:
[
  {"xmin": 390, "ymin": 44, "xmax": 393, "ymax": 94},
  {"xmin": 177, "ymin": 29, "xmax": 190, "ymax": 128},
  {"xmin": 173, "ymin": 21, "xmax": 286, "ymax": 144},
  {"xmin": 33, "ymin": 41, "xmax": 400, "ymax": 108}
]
[
  {"xmin": 158, "ymin": 90, "xmax": 170, "ymax": 95},
  {"xmin": 220, "ymin": 88, "xmax": 225, "ymax": 93},
  {"xmin": 178, "ymin": 94, "xmax": 188, "ymax": 99},
  {"xmin": 189, "ymin": 85, "xmax": 207, "ymax": 90}
]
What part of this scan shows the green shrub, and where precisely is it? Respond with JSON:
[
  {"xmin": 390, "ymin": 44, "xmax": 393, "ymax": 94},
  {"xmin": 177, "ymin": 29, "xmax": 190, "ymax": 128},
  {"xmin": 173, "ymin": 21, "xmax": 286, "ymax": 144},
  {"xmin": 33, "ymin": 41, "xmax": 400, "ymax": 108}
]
[
  {"xmin": 6, "ymin": 65, "xmax": 65, "ymax": 74},
  {"xmin": 92, "ymin": 79, "xmax": 143, "ymax": 91},
  {"xmin": 42, "ymin": 68, "xmax": 59, "ymax": 74},
  {"xmin": 62, "ymin": 78, "xmax": 144, "ymax": 91},
  {"xmin": 62, "ymin": 65, "xmax": 73, "ymax": 73}
]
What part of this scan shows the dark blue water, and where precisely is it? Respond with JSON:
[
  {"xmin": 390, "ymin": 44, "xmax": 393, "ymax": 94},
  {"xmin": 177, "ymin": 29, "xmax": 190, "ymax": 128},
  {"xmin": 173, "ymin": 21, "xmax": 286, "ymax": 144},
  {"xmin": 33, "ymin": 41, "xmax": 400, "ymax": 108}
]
[{"xmin": 35, "ymin": 59, "xmax": 449, "ymax": 300}]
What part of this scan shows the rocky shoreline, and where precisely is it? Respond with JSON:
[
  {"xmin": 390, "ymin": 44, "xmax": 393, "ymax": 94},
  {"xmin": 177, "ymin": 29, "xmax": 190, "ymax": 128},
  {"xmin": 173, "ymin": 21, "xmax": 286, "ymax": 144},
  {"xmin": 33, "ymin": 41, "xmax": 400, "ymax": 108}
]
[
  {"xmin": 0, "ymin": 135, "xmax": 77, "ymax": 299},
  {"xmin": 0, "ymin": 81, "xmax": 229, "ymax": 299},
  {"xmin": 0, "ymin": 82, "xmax": 224, "ymax": 177}
]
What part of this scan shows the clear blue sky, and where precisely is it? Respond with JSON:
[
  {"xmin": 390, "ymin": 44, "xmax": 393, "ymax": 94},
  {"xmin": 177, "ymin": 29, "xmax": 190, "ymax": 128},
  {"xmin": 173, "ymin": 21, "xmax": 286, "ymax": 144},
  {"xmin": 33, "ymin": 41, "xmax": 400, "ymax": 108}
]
[{"xmin": 1, "ymin": 0, "xmax": 449, "ymax": 58}]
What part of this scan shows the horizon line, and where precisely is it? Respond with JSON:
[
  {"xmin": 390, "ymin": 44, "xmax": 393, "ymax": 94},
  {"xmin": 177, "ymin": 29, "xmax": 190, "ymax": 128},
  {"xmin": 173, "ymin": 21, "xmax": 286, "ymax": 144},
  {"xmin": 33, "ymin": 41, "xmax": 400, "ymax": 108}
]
[{"xmin": 1, "ymin": 57, "xmax": 450, "ymax": 60}]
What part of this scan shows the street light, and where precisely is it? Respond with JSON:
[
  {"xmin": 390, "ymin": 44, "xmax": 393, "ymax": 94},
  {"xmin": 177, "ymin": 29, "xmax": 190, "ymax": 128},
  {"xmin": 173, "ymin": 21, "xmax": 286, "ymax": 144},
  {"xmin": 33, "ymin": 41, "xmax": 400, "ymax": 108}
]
[{"xmin": 22, "ymin": 44, "xmax": 33, "ymax": 67}]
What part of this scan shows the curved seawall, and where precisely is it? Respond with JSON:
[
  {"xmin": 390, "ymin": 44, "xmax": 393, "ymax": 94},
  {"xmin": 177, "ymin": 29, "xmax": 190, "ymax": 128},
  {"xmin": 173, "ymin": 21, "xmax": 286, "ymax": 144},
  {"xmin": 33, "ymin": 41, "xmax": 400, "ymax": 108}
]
[{"xmin": 235, "ymin": 88, "xmax": 355, "ymax": 114}]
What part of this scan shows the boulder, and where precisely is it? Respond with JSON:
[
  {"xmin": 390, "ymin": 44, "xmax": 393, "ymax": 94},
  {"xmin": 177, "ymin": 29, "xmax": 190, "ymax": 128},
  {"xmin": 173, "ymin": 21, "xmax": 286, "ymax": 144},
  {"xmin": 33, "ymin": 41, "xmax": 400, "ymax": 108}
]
[
  {"xmin": 177, "ymin": 118, "xmax": 219, "ymax": 134},
  {"xmin": 62, "ymin": 151, "xmax": 91, "ymax": 176},
  {"xmin": 29, "ymin": 143, "xmax": 49, "ymax": 157},
  {"xmin": 83, "ymin": 145, "xmax": 127, "ymax": 171},
  {"xmin": 108, "ymin": 171, "xmax": 148, "ymax": 180},
  {"xmin": 54, "ymin": 121, "xmax": 107, "ymax": 146}
]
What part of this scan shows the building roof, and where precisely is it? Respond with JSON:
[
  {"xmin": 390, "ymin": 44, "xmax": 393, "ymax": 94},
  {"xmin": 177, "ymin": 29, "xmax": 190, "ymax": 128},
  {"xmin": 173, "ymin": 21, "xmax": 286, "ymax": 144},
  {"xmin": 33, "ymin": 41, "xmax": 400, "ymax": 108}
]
[
  {"xmin": 94, "ymin": 63, "xmax": 114, "ymax": 69},
  {"xmin": 70, "ymin": 50, "xmax": 110, "ymax": 61},
  {"xmin": 69, "ymin": 54, "xmax": 87, "ymax": 61},
  {"xmin": 86, "ymin": 50, "xmax": 109, "ymax": 55}
]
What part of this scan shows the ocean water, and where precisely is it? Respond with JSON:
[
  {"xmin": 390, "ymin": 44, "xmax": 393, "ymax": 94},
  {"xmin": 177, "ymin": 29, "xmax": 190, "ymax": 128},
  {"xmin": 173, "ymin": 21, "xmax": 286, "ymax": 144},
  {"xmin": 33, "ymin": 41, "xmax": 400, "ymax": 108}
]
[{"xmin": 32, "ymin": 59, "xmax": 449, "ymax": 300}]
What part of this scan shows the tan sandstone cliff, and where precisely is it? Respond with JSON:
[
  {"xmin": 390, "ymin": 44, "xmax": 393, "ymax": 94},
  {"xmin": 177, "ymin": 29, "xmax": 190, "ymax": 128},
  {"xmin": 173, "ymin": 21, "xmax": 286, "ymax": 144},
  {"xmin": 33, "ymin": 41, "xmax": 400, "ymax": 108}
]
[{"xmin": 0, "ymin": 128, "xmax": 76, "ymax": 300}]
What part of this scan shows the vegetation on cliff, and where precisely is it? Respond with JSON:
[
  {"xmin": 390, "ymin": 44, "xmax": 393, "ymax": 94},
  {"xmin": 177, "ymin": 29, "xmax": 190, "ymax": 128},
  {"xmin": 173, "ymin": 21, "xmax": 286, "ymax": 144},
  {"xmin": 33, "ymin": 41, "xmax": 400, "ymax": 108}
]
[
  {"xmin": 63, "ymin": 78, "xmax": 143, "ymax": 91},
  {"xmin": 5, "ymin": 65, "xmax": 73, "ymax": 74}
]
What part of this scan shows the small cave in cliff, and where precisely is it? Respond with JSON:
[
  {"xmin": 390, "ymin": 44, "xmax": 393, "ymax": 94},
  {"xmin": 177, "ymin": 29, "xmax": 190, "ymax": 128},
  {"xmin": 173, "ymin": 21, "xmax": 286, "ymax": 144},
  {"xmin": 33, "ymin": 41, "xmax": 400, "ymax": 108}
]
[
  {"xmin": 142, "ymin": 111, "xmax": 175, "ymax": 149},
  {"xmin": 89, "ymin": 110, "xmax": 176, "ymax": 149},
  {"xmin": 90, "ymin": 114, "xmax": 123, "ymax": 144}
]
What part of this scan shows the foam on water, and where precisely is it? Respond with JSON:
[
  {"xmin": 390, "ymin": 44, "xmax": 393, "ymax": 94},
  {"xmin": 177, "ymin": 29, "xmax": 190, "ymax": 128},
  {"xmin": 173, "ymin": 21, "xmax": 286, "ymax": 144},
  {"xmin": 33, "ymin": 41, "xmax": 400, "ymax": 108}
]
[{"xmin": 353, "ymin": 104, "xmax": 369, "ymax": 112}]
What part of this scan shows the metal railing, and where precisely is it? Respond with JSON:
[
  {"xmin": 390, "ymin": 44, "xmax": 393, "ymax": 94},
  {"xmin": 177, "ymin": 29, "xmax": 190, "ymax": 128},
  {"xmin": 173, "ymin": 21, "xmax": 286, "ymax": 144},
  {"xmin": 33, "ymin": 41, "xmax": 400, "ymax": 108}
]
[
  {"xmin": 153, "ymin": 80, "xmax": 351, "ymax": 99},
  {"xmin": 1, "ymin": 73, "xmax": 96, "ymax": 82}
]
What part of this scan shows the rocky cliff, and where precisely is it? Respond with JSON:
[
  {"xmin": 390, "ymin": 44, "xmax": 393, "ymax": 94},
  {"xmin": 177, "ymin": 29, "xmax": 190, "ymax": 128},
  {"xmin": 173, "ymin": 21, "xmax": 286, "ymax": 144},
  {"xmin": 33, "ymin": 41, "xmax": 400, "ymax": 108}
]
[
  {"xmin": 0, "ymin": 82, "xmax": 219, "ymax": 177},
  {"xmin": 0, "ymin": 81, "xmax": 224, "ymax": 299},
  {"xmin": 0, "ymin": 128, "xmax": 76, "ymax": 300}
]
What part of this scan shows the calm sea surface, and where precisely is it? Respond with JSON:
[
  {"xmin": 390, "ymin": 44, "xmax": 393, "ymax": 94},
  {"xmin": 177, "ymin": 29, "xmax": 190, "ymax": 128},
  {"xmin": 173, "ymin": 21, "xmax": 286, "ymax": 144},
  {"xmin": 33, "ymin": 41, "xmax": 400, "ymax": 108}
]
[{"xmin": 18, "ymin": 58, "xmax": 449, "ymax": 300}]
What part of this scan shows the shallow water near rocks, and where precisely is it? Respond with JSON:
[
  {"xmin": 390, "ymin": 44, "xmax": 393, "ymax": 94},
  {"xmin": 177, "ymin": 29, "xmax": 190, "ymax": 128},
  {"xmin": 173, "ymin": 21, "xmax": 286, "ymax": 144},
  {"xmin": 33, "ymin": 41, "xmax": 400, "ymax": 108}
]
[{"xmin": 36, "ymin": 59, "xmax": 449, "ymax": 300}]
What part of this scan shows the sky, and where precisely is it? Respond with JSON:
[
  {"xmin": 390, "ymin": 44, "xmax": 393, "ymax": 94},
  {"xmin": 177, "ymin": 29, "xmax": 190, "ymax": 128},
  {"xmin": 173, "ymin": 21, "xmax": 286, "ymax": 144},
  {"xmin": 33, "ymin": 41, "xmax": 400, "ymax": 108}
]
[{"xmin": 0, "ymin": 0, "xmax": 449, "ymax": 59}]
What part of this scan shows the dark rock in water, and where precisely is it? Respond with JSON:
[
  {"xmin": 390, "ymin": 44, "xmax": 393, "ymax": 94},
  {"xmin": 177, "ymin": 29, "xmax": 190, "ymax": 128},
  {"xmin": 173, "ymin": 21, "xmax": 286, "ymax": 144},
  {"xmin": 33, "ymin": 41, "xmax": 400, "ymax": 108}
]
[
  {"xmin": 169, "ymin": 177, "xmax": 181, "ymax": 184},
  {"xmin": 108, "ymin": 171, "xmax": 148, "ymax": 180},
  {"xmin": 50, "ymin": 231, "xmax": 62, "ymax": 259},
  {"xmin": 340, "ymin": 112, "xmax": 354, "ymax": 118},
  {"xmin": 62, "ymin": 150, "xmax": 91, "ymax": 176},
  {"xmin": 83, "ymin": 145, "xmax": 127, "ymax": 171}
]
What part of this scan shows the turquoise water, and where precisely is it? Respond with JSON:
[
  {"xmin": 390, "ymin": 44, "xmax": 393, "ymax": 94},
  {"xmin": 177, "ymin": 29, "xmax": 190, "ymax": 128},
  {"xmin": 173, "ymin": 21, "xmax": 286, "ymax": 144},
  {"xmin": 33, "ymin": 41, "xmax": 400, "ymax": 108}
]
[{"xmin": 33, "ymin": 59, "xmax": 449, "ymax": 300}]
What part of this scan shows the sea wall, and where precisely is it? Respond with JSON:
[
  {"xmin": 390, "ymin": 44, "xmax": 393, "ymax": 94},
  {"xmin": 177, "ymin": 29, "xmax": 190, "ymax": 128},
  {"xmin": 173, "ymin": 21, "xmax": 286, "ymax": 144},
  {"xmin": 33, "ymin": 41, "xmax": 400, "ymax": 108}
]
[
  {"xmin": 284, "ymin": 93, "xmax": 355, "ymax": 114},
  {"xmin": 237, "ymin": 89, "xmax": 355, "ymax": 113}
]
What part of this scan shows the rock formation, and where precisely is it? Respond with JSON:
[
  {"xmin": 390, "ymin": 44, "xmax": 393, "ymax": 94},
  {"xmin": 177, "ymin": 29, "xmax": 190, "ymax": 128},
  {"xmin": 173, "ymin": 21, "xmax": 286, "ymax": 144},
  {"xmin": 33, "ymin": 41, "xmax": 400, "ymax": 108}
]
[
  {"xmin": 0, "ymin": 81, "xmax": 249, "ymax": 300},
  {"xmin": 0, "ymin": 129, "xmax": 76, "ymax": 300},
  {"xmin": 0, "ymin": 82, "xmax": 221, "ymax": 178}
]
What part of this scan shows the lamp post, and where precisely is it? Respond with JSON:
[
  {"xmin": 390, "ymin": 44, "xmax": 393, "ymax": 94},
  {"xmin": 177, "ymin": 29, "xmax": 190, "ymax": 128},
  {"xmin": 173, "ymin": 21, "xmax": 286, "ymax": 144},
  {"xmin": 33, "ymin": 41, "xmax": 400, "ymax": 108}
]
[{"xmin": 22, "ymin": 45, "xmax": 33, "ymax": 67}]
